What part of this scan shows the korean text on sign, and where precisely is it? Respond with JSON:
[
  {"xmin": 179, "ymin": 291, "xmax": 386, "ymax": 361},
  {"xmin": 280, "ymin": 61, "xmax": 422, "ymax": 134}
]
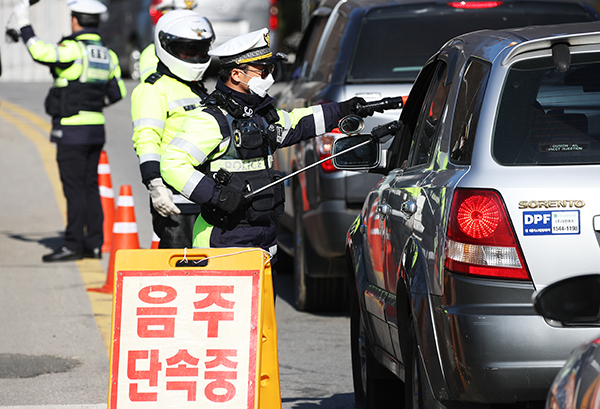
[{"xmin": 111, "ymin": 270, "xmax": 260, "ymax": 409}]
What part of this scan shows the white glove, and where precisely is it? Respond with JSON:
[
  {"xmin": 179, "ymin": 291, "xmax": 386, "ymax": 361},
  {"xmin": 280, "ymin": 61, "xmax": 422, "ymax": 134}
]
[
  {"xmin": 12, "ymin": 0, "xmax": 31, "ymax": 30},
  {"xmin": 148, "ymin": 178, "xmax": 181, "ymax": 217}
]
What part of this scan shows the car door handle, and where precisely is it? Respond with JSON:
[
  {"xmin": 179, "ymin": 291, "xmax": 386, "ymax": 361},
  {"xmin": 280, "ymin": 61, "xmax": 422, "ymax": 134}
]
[
  {"xmin": 376, "ymin": 203, "xmax": 391, "ymax": 217},
  {"xmin": 401, "ymin": 201, "xmax": 417, "ymax": 216}
]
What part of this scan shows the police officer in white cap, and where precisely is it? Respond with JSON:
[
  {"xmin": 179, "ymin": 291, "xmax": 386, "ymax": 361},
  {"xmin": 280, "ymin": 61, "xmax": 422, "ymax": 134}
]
[
  {"xmin": 160, "ymin": 28, "xmax": 375, "ymax": 265},
  {"xmin": 10, "ymin": 0, "xmax": 127, "ymax": 262}
]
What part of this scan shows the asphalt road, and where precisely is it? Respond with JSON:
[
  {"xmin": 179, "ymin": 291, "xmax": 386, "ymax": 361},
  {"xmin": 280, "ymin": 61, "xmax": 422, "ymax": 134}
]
[{"xmin": 0, "ymin": 80, "xmax": 354, "ymax": 409}]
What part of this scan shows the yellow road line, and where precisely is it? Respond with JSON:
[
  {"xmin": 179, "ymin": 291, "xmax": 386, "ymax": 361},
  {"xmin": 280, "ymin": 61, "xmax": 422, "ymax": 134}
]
[
  {"xmin": 76, "ymin": 259, "xmax": 113, "ymax": 353},
  {"xmin": 0, "ymin": 99, "xmax": 112, "ymax": 354},
  {"xmin": 0, "ymin": 101, "xmax": 65, "ymax": 223}
]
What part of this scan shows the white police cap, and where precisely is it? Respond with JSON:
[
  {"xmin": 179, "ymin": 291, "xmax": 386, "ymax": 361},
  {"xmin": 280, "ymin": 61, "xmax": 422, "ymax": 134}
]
[
  {"xmin": 67, "ymin": 0, "xmax": 107, "ymax": 15},
  {"xmin": 209, "ymin": 28, "xmax": 275, "ymax": 67}
]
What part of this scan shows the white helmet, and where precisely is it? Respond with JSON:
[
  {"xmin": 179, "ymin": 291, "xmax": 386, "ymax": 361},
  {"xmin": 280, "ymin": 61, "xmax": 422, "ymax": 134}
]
[
  {"xmin": 150, "ymin": 0, "xmax": 198, "ymax": 25},
  {"xmin": 155, "ymin": 10, "xmax": 215, "ymax": 82}
]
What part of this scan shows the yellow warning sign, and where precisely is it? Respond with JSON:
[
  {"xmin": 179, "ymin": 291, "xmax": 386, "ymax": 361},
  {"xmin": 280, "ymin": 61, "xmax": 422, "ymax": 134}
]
[{"xmin": 108, "ymin": 248, "xmax": 280, "ymax": 409}]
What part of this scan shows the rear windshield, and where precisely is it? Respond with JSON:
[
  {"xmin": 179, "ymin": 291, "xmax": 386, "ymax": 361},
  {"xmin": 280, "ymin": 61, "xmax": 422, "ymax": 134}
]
[
  {"xmin": 347, "ymin": 2, "xmax": 596, "ymax": 83},
  {"xmin": 493, "ymin": 52, "xmax": 600, "ymax": 166}
]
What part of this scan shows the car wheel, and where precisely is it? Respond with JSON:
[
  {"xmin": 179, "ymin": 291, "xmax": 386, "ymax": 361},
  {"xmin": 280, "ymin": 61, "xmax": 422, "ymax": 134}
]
[
  {"xmin": 350, "ymin": 285, "xmax": 404, "ymax": 409},
  {"xmin": 293, "ymin": 186, "xmax": 347, "ymax": 311}
]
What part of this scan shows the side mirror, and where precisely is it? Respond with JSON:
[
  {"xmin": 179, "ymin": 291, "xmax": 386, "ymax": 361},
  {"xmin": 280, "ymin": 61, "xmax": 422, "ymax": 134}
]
[
  {"xmin": 332, "ymin": 135, "xmax": 380, "ymax": 170},
  {"xmin": 338, "ymin": 115, "xmax": 364, "ymax": 135},
  {"xmin": 533, "ymin": 274, "xmax": 600, "ymax": 324}
]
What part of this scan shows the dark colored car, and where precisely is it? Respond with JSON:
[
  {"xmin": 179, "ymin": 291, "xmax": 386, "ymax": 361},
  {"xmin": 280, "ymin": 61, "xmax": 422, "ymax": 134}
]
[
  {"xmin": 273, "ymin": 0, "xmax": 600, "ymax": 312},
  {"xmin": 334, "ymin": 19, "xmax": 600, "ymax": 409}
]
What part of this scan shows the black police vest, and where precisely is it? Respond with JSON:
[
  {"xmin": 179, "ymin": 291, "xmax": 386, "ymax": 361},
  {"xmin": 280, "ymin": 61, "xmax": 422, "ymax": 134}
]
[
  {"xmin": 44, "ymin": 38, "xmax": 112, "ymax": 118},
  {"xmin": 200, "ymin": 105, "xmax": 284, "ymax": 227}
]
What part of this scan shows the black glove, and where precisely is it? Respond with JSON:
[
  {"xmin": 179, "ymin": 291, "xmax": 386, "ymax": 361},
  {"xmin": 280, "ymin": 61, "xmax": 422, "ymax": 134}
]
[
  {"xmin": 338, "ymin": 97, "xmax": 367, "ymax": 117},
  {"xmin": 216, "ymin": 185, "xmax": 245, "ymax": 214},
  {"xmin": 338, "ymin": 97, "xmax": 382, "ymax": 118}
]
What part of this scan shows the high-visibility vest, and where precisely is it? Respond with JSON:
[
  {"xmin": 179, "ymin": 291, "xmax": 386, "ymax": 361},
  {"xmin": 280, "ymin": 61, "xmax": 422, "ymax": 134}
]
[{"xmin": 131, "ymin": 71, "xmax": 208, "ymax": 213}]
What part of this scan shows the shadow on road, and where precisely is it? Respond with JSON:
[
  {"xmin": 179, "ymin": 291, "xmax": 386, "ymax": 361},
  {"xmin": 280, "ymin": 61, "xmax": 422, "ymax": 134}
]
[
  {"xmin": 282, "ymin": 392, "xmax": 355, "ymax": 409},
  {"xmin": 1, "ymin": 230, "xmax": 62, "ymax": 251}
]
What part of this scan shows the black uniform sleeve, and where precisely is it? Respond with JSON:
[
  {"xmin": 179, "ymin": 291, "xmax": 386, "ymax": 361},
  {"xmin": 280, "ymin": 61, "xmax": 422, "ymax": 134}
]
[
  {"xmin": 105, "ymin": 77, "xmax": 123, "ymax": 105},
  {"xmin": 278, "ymin": 102, "xmax": 341, "ymax": 148}
]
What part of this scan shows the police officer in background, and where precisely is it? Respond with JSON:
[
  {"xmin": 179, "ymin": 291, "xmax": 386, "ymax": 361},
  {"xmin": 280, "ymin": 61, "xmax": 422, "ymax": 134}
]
[
  {"xmin": 160, "ymin": 28, "xmax": 375, "ymax": 260},
  {"xmin": 9, "ymin": 0, "xmax": 126, "ymax": 262},
  {"xmin": 138, "ymin": 0, "xmax": 199, "ymax": 82},
  {"xmin": 132, "ymin": 10, "xmax": 214, "ymax": 248}
]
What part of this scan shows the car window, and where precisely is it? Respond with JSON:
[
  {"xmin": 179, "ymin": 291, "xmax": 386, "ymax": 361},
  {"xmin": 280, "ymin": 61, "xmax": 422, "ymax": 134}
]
[
  {"xmin": 309, "ymin": 11, "xmax": 349, "ymax": 82},
  {"xmin": 292, "ymin": 15, "xmax": 329, "ymax": 80},
  {"xmin": 346, "ymin": 2, "xmax": 596, "ymax": 84},
  {"xmin": 493, "ymin": 52, "xmax": 600, "ymax": 166},
  {"xmin": 407, "ymin": 62, "xmax": 450, "ymax": 167},
  {"xmin": 449, "ymin": 58, "xmax": 492, "ymax": 165},
  {"xmin": 388, "ymin": 60, "xmax": 440, "ymax": 170}
]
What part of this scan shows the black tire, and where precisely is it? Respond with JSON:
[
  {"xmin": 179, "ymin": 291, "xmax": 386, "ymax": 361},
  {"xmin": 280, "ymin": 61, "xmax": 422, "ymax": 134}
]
[
  {"xmin": 350, "ymin": 284, "xmax": 404, "ymax": 409},
  {"xmin": 293, "ymin": 186, "xmax": 348, "ymax": 312}
]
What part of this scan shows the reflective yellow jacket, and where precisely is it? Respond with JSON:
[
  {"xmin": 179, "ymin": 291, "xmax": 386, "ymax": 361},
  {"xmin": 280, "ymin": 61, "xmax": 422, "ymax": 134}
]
[
  {"xmin": 139, "ymin": 43, "xmax": 159, "ymax": 83},
  {"xmin": 131, "ymin": 71, "xmax": 208, "ymax": 213},
  {"xmin": 160, "ymin": 80, "xmax": 342, "ymax": 249},
  {"xmin": 21, "ymin": 26, "xmax": 126, "ymax": 144}
]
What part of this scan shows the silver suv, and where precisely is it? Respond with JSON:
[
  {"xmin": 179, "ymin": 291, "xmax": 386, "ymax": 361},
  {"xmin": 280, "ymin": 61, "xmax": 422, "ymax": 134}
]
[
  {"xmin": 274, "ymin": 0, "xmax": 599, "ymax": 311},
  {"xmin": 334, "ymin": 20, "xmax": 600, "ymax": 409}
]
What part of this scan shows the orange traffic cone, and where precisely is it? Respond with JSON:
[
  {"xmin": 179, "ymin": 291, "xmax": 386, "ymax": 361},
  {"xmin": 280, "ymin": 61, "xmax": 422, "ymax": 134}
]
[
  {"xmin": 98, "ymin": 150, "xmax": 114, "ymax": 253},
  {"xmin": 151, "ymin": 231, "xmax": 160, "ymax": 249},
  {"xmin": 88, "ymin": 185, "xmax": 140, "ymax": 294}
]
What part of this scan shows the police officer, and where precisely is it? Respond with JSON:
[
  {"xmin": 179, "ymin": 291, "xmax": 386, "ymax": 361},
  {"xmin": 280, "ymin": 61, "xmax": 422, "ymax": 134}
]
[
  {"xmin": 160, "ymin": 28, "xmax": 374, "ymax": 259},
  {"xmin": 138, "ymin": 0, "xmax": 199, "ymax": 82},
  {"xmin": 10, "ymin": 0, "xmax": 127, "ymax": 261},
  {"xmin": 132, "ymin": 10, "xmax": 214, "ymax": 248}
]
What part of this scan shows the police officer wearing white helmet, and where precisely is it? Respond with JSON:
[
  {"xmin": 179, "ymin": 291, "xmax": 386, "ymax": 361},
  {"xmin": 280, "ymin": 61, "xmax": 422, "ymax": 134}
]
[
  {"xmin": 9, "ymin": 0, "xmax": 126, "ymax": 262},
  {"xmin": 138, "ymin": 0, "xmax": 199, "ymax": 82},
  {"xmin": 131, "ymin": 10, "xmax": 214, "ymax": 248},
  {"xmin": 160, "ymin": 28, "xmax": 375, "ymax": 263}
]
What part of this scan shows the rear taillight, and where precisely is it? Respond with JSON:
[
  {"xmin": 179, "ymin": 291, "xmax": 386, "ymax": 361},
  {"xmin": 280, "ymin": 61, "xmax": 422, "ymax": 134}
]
[
  {"xmin": 269, "ymin": 0, "xmax": 279, "ymax": 31},
  {"xmin": 448, "ymin": 1, "xmax": 503, "ymax": 8},
  {"xmin": 316, "ymin": 129, "xmax": 341, "ymax": 173},
  {"xmin": 445, "ymin": 189, "xmax": 530, "ymax": 280}
]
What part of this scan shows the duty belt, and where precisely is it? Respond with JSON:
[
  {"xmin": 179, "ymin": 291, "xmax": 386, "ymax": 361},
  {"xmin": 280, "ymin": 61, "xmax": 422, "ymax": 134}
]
[{"xmin": 209, "ymin": 155, "xmax": 274, "ymax": 173}]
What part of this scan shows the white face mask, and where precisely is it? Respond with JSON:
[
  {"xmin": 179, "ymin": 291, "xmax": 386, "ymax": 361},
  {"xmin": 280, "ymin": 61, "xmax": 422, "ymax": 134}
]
[{"xmin": 243, "ymin": 74, "xmax": 275, "ymax": 98}]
